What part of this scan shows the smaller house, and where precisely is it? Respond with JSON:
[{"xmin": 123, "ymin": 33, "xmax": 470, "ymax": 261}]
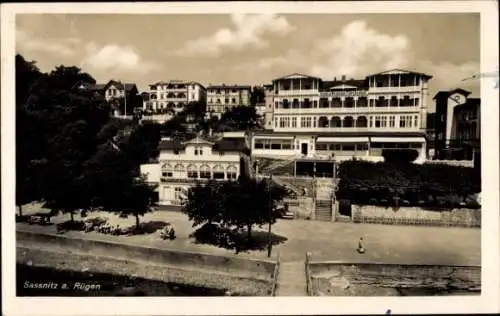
[{"xmin": 140, "ymin": 135, "xmax": 248, "ymax": 205}]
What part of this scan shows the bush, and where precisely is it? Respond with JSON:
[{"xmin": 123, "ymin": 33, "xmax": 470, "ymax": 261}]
[
  {"xmin": 159, "ymin": 224, "xmax": 176, "ymax": 240},
  {"xmin": 382, "ymin": 149, "xmax": 419, "ymax": 164},
  {"xmin": 337, "ymin": 160, "xmax": 481, "ymax": 209}
]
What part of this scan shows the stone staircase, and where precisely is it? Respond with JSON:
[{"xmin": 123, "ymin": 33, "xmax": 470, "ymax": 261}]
[
  {"xmin": 315, "ymin": 200, "xmax": 333, "ymax": 221},
  {"xmin": 275, "ymin": 261, "xmax": 308, "ymax": 296}
]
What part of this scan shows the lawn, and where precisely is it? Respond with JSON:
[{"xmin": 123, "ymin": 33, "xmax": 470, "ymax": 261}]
[{"xmin": 16, "ymin": 202, "xmax": 481, "ymax": 266}]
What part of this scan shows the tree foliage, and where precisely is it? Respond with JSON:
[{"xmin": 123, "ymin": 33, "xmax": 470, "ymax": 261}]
[
  {"xmin": 182, "ymin": 178, "xmax": 287, "ymax": 240},
  {"xmin": 219, "ymin": 106, "xmax": 261, "ymax": 131},
  {"xmin": 382, "ymin": 149, "xmax": 419, "ymax": 164},
  {"xmin": 15, "ymin": 54, "xmax": 159, "ymax": 226}
]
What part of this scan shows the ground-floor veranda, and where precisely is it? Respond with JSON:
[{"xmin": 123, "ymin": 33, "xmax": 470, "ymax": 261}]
[{"xmin": 251, "ymin": 131, "xmax": 428, "ymax": 164}]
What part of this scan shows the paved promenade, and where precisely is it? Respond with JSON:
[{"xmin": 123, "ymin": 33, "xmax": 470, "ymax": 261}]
[{"xmin": 17, "ymin": 204, "xmax": 481, "ymax": 266}]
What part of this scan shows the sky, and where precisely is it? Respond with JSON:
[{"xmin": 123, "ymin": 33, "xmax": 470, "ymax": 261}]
[{"xmin": 16, "ymin": 13, "xmax": 481, "ymax": 110}]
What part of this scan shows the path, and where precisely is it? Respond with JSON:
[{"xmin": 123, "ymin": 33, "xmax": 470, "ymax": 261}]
[{"xmin": 275, "ymin": 261, "xmax": 308, "ymax": 296}]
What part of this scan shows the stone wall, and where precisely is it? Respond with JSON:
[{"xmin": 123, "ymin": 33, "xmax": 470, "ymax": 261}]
[
  {"xmin": 307, "ymin": 261, "xmax": 480, "ymax": 296},
  {"xmin": 286, "ymin": 197, "xmax": 314, "ymax": 220},
  {"xmin": 16, "ymin": 230, "xmax": 277, "ymax": 295},
  {"xmin": 351, "ymin": 205, "xmax": 481, "ymax": 228}
]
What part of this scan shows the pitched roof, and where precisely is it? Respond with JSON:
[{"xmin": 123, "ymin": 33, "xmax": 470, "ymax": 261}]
[
  {"xmin": 158, "ymin": 135, "xmax": 247, "ymax": 153},
  {"xmin": 433, "ymin": 88, "xmax": 471, "ymax": 100},
  {"xmin": 366, "ymin": 68, "xmax": 433, "ymax": 79},
  {"xmin": 272, "ymin": 73, "xmax": 322, "ymax": 82},
  {"xmin": 104, "ymin": 80, "xmax": 137, "ymax": 91},
  {"xmin": 207, "ymin": 84, "xmax": 252, "ymax": 90},
  {"xmin": 322, "ymin": 79, "xmax": 368, "ymax": 90}
]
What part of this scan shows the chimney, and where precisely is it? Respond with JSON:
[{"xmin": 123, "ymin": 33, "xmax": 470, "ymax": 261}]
[{"xmin": 342, "ymin": 75, "xmax": 346, "ymax": 81}]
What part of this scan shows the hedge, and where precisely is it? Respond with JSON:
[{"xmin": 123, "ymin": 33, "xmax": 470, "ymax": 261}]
[
  {"xmin": 336, "ymin": 160, "xmax": 481, "ymax": 209},
  {"xmin": 382, "ymin": 149, "xmax": 419, "ymax": 164}
]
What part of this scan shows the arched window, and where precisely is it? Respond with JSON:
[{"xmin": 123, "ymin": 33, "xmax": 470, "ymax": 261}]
[
  {"xmin": 343, "ymin": 116, "xmax": 354, "ymax": 128},
  {"xmin": 213, "ymin": 165, "xmax": 225, "ymax": 179},
  {"xmin": 167, "ymin": 92, "xmax": 175, "ymax": 98},
  {"xmin": 331, "ymin": 116, "xmax": 341, "ymax": 128},
  {"xmin": 187, "ymin": 164, "xmax": 198, "ymax": 178},
  {"xmin": 356, "ymin": 116, "xmax": 368, "ymax": 128},
  {"xmin": 161, "ymin": 163, "xmax": 173, "ymax": 178},
  {"xmin": 199, "ymin": 164, "xmax": 211, "ymax": 179},
  {"xmin": 173, "ymin": 164, "xmax": 184, "ymax": 178},
  {"xmin": 227, "ymin": 165, "xmax": 238, "ymax": 180},
  {"xmin": 318, "ymin": 116, "xmax": 329, "ymax": 128}
]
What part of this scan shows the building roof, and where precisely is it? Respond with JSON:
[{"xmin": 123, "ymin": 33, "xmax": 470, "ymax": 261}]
[
  {"xmin": 104, "ymin": 80, "xmax": 137, "ymax": 91},
  {"xmin": 366, "ymin": 68, "xmax": 433, "ymax": 79},
  {"xmin": 158, "ymin": 135, "xmax": 247, "ymax": 153},
  {"xmin": 454, "ymin": 98, "xmax": 480, "ymax": 111},
  {"xmin": 207, "ymin": 84, "xmax": 252, "ymax": 90},
  {"xmin": 254, "ymin": 130, "xmax": 427, "ymax": 138},
  {"xmin": 322, "ymin": 79, "xmax": 368, "ymax": 90},
  {"xmin": 272, "ymin": 73, "xmax": 322, "ymax": 82},
  {"xmin": 433, "ymin": 88, "xmax": 471, "ymax": 100}
]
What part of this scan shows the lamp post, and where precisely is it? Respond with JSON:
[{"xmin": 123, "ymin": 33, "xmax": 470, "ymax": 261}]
[{"xmin": 267, "ymin": 175, "xmax": 273, "ymax": 258}]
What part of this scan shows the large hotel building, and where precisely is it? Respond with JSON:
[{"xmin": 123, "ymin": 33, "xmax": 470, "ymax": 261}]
[{"xmin": 253, "ymin": 69, "xmax": 432, "ymax": 163}]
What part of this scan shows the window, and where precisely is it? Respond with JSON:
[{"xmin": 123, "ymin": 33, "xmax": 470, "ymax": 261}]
[
  {"xmin": 199, "ymin": 165, "xmax": 211, "ymax": 179},
  {"xmin": 254, "ymin": 140, "xmax": 264, "ymax": 149},
  {"xmin": 369, "ymin": 99, "xmax": 374, "ymax": 107},
  {"xmin": 281, "ymin": 141, "xmax": 292, "ymax": 150},
  {"xmin": 187, "ymin": 165, "xmax": 198, "ymax": 178},
  {"xmin": 232, "ymin": 98, "xmax": 236, "ymax": 103},
  {"xmin": 227, "ymin": 165, "xmax": 238, "ymax": 180},
  {"xmin": 343, "ymin": 144, "xmax": 355, "ymax": 151},
  {"xmin": 271, "ymin": 142, "xmax": 281, "ymax": 150},
  {"xmin": 279, "ymin": 117, "xmax": 290, "ymax": 128},
  {"xmin": 316, "ymin": 143, "xmax": 328, "ymax": 151},
  {"xmin": 300, "ymin": 117, "xmax": 312, "ymax": 128},
  {"xmin": 174, "ymin": 164, "xmax": 184, "ymax": 178},
  {"xmin": 291, "ymin": 117, "xmax": 297, "ymax": 128},
  {"xmin": 212, "ymin": 165, "xmax": 225, "ymax": 179},
  {"xmin": 274, "ymin": 117, "xmax": 278, "ymax": 128},
  {"xmin": 162, "ymin": 164, "xmax": 173, "ymax": 178},
  {"xmin": 399, "ymin": 115, "xmax": 413, "ymax": 128},
  {"xmin": 381, "ymin": 116, "xmax": 387, "ymax": 127},
  {"xmin": 414, "ymin": 115, "xmax": 419, "ymax": 128},
  {"xmin": 389, "ymin": 115, "xmax": 396, "ymax": 127},
  {"xmin": 356, "ymin": 143, "xmax": 369, "ymax": 151},
  {"xmin": 329, "ymin": 144, "xmax": 342, "ymax": 151},
  {"xmin": 313, "ymin": 100, "xmax": 318, "ymax": 108},
  {"xmin": 375, "ymin": 116, "xmax": 381, "ymax": 128}
]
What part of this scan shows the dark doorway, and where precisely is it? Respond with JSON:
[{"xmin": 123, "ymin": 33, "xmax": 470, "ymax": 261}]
[{"xmin": 301, "ymin": 143, "xmax": 308, "ymax": 156}]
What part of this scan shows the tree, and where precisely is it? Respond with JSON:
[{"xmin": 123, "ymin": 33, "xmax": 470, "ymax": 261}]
[
  {"xmin": 121, "ymin": 121, "xmax": 161, "ymax": 165},
  {"xmin": 182, "ymin": 181, "xmax": 226, "ymax": 227},
  {"xmin": 250, "ymin": 86, "xmax": 265, "ymax": 107},
  {"xmin": 220, "ymin": 106, "xmax": 261, "ymax": 131},
  {"xmin": 16, "ymin": 55, "xmax": 44, "ymax": 216},
  {"xmin": 224, "ymin": 178, "xmax": 287, "ymax": 240},
  {"xmin": 183, "ymin": 178, "xmax": 287, "ymax": 242}
]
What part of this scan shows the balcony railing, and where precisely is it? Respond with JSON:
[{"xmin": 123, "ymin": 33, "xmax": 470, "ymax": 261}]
[{"xmin": 273, "ymin": 106, "xmax": 421, "ymax": 114}]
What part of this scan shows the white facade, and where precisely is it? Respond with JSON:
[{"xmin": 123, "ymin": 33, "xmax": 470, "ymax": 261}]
[
  {"xmin": 104, "ymin": 83, "xmax": 126, "ymax": 101},
  {"xmin": 254, "ymin": 70, "xmax": 432, "ymax": 163},
  {"xmin": 206, "ymin": 85, "xmax": 252, "ymax": 119},
  {"xmin": 143, "ymin": 80, "xmax": 206, "ymax": 113},
  {"xmin": 141, "ymin": 136, "xmax": 243, "ymax": 205}
]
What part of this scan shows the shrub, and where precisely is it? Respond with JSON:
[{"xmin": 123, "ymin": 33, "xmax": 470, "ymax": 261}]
[{"xmin": 382, "ymin": 149, "xmax": 419, "ymax": 164}]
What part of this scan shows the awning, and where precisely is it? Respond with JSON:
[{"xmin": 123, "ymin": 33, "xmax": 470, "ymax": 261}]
[
  {"xmin": 254, "ymin": 135, "xmax": 294, "ymax": 140},
  {"xmin": 370, "ymin": 137, "xmax": 426, "ymax": 143},
  {"xmin": 316, "ymin": 137, "xmax": 369, "ymax": 143}
]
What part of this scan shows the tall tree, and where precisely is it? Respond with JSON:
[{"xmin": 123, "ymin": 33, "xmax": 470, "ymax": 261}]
[{"xmin": 220, "ymin": 106, "xmax": 261, "ymax": 131}]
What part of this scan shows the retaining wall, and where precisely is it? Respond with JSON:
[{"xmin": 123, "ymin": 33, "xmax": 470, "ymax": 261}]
[
  {"xmin": 351, "ymin": 205, "xmax": 481, "ymax": 228},
  {"xmin": 307, "ymin": 261, "xmax": 481, "ymax": 296},
  {"xmin": 17, "ymin": 230, "xmax": 277, "ymax": 295}
]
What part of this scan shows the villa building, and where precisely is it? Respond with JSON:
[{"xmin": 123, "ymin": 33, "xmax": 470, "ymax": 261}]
[
  {"xmin": 143, "ymin": 80, "xmax": 206, "ymax": 114},
  {"xmin": 206, "ymin": 84, "xmax": 252, "ymax": 119},
  {"xmin": 254, "ymin": 70, "xmax": 432, "ymax": 163},
  {"xmin": 433, "ymin": 89, "xmax": 480, "ymax": 160},
  {"xmin": 140, "ymin": 135, "xmax": 247, "ymax": 205},
  {"xmin": 102, "ymin": 80, "xmax": 138, "ymax": 103}
]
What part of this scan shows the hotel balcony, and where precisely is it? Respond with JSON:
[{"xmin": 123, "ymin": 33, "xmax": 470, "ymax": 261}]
[
  {"xmin": 273, "ymin": 106, "xmax": 421, "ymax": 115},
  {"xmin": 274, "ymin": 89, "xmax": 320, "ymax": 97},
  {"xmin": 367, "ymin": 85, "xmax": 421, "ymax": 94},
  {"xmin": 273, "ymin": 126, "xmax": 423, "ymax": 133}
]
